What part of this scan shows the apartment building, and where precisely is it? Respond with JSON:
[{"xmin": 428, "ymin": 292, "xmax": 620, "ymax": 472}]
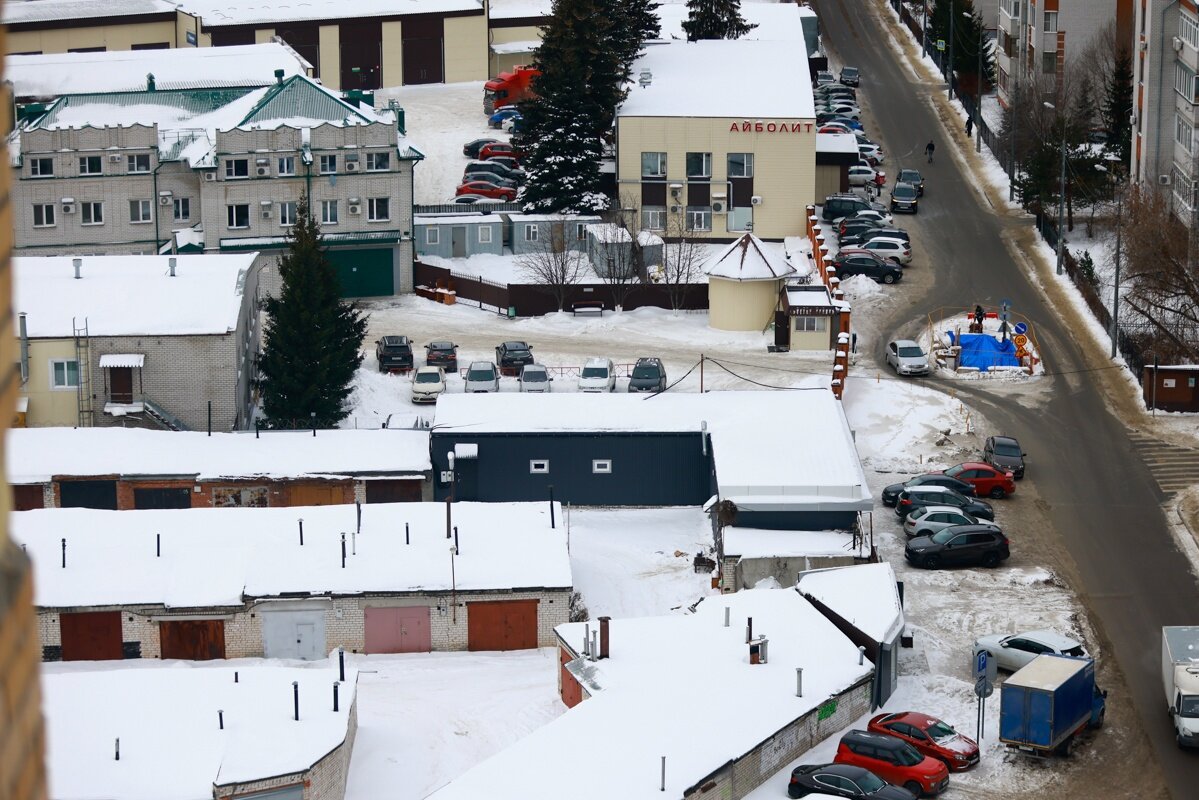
[{"xmin": 10, "ymin": 72, "xmax": 423, "ymax": 296}]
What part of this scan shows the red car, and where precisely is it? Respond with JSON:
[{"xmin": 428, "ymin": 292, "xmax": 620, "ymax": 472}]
[
  {"xmin": 942, "ymin": 462, "xmax": 1015, "ymax": 499},
  {"xmin": 478, "ymin": 142, "xmax": 522, "ymax": 162},
  {"xmin": 834, "ymin": 730, "xmax": 949, "ymax": 796},
  {"xmin": 455, "ymin": 181, "xmax": 516, "ymax": 201},
  {"xmin": 868, "ymin": 712, "xmax": 980, "ymax": 772}
]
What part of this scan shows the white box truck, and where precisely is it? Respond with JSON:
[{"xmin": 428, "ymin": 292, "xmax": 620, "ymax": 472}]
[{"xmin": 1162, "ymin": 626, "xmax": 1199, "ymax": 748}]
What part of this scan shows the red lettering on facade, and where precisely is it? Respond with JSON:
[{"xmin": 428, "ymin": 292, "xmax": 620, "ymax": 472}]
[
  {"xmin": 766, "ymin": 122, "xmax": 777, "ymax": 132},
  {"xmin": 730, "ymin": 122, "xmax": 739, "ymax": 132},
  {"xmin": 741, "ymin": 121, "xmax": 751, "ymax": 132}
]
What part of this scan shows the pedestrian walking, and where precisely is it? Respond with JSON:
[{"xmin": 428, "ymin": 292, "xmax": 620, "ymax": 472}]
[
  {"xmin": 965, "ymin": 117, "xmax": 973, "ymax": 137},
  {"xmin": 925, "ymin": 140, "xmax": 936, "ymax": 163}
]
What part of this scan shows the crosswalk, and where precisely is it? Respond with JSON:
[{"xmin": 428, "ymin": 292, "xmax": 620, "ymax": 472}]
[{"xmin": 1127, "ymin": 430, "xmax": 1199, "ymax": 500}]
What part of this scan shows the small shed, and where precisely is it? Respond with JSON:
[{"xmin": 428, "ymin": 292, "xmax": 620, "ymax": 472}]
[
  {"xmin": 415, "ymin": 213, "xmax": 505, "ymax": 259},
  {"xmin": 776, "ymin": 283, "xmax": 849, "ymax": 350},
  {"xmin": 816, "ymin": 132, "xmax": 860, "ymax": 198},
  {"xmin": 506, "ymin": 214, "xmax": 601, "ymax": 255},
  {"xmin": 585, "ymin": 224, "xmax": 665, "ymax": 277},
  {"xmin": 1142, "ymin": 364, "xmax": 1199, "ymax": 412},
  {"xmin": 704, "ymin": 234, "xmax": 796, "ymax": 331}
]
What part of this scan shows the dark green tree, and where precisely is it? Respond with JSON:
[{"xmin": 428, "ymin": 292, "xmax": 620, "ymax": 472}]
[
  {"xmin": 257, "ymin": 196, "xmax": 367, "ymax": 427},
  {"xmin": 1102, "ymin": 46, "xmax": 1134, "ymax": 165},
  {"xmin": 682, "ymin": 0, "xmax": 756, "ymax": 41},
  {"xmin": 930, "ymin": 0, "xmax": 994, "ymax": 86},
  {"xmin": 518, "ymin": 84, "xmax": 608, "ymax": 212}
]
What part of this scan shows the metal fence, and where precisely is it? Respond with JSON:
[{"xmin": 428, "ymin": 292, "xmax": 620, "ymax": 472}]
[{"xmin": 414, "ymin": 202, "xmax": 524, "ymax": 215}]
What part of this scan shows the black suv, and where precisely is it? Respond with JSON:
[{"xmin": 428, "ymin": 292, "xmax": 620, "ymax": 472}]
[
  {"xmin": 628, "ymin": 357, "xmax": 667, "ymax": 393},
  {"xmin": 495, "ymin": 341, "xmax": 534, "ymax": 374},
  {"xmin": 425, "ymin": 341, "xmax": 458, "ymax": 371},
  {"xmin": 831, "ymin": 251, "xmax": 904, "ymax": 285},
  {"xmin": 823, "ymin": 193, "xmax": 879, "ymax": 221},
  {"xmin": 895, "ymin": 486, "xmax": 994, "ymax": 520},
  {"xmin": 881, "ymin": 474, "xmax": 976, "ymax": 506},
  {"xmin": 376, "ymin": 336, "xmax": 414, "ymax": 373},
  {"xmin": 905, "ymin": 524, "xmax": 1011, "ymax": 569},
  {"xmin": 983, "ymin": 435, "xmax": 1026, "ymax": 479},
  {"xmin": 890, "ymin": 182, "xmax": 919, "ymax": 214}
]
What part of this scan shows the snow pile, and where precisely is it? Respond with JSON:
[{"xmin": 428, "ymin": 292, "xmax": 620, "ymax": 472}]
[{"xmin": 724, "ymin": 526, "xmax": 863, "ymax": 560}]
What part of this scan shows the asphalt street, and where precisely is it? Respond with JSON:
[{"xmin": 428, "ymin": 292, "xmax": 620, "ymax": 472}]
[{"xmin": 815, "ymin": 1, "xmax": 1199, "ymax": 795}]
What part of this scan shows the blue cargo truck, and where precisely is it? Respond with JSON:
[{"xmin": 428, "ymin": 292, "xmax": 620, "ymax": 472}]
[{"xmin": 999, "ymin": 654, "xmax": 1106, "ymax": 757}]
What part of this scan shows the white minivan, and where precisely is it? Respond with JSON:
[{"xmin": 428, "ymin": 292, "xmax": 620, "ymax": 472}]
[{"xmin": 578, "ymin": 357, "xmax": 616, "ymax": 392}]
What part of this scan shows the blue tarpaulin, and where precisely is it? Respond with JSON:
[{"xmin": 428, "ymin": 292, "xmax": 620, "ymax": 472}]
[{"xmin": 946, "ymin": 332, "xmax": 1020, "ymax": 371}]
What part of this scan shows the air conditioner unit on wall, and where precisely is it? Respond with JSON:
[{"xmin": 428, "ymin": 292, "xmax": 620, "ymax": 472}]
[
  {"xmin": 751, "ymin": 195, "xmax": 763, "ymax": 206},
  {"xmin": 1174, "ymin": 36, "xmax": 1185, "ymax": 52},
  {"xmin": 256, "ymin": 167, "xmax": 269, "ymax": 176},
  {"xmin": 346, "ymin": 161, "xmax": 360, "ymax": 172},
  {"xmin": 669, "ymin": 204, "xmax": 681, "ymax": 214},
  {"xmin": 109, "ymin": 154, "xmax": 121, "ymax": 163},
  {"xmin": 158, "ymin": 195, "xmax": 172, "ymax": 206},
  {"xmin": 348, "ymin": 203, "xmax": 362, "ymax": 214},
  {"xmin": 204, "ymin": 171, "xmax": 216, "ymax": 182},
  {"xmin": 711, "ymin": 200, "xmax": 727, "ymax": 214},
  {"xmin": 1160, "ymin": 174, "xmax": 1173, "ymax": 186},
  {"xmin": 261, "ymin": 208, "xmax": 272, "ymax": 219},
  {"xmin": 61, "ymin": 203, "xmax": 75, "ymax": 214}
]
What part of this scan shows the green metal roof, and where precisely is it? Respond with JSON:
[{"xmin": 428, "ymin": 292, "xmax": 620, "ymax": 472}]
[
  {"xmin": 219, "ymin": 230, "xmax": 404, "ymax": 251},
  {"xmin": 239, "ymin": 75, "xmax": 374, "ymax": 127}
]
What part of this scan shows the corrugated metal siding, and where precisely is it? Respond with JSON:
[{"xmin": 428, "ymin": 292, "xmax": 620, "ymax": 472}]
[{"xmin": 431, "ymin": 432, "xmax": 711, "ymax": 505}]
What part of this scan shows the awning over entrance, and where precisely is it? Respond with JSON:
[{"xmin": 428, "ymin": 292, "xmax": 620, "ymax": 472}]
[{"xmin": 98, "ymin": 354, "xmax": 145, "ymax": 368}]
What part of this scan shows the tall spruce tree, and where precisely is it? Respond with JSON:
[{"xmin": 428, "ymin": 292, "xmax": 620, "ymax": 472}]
[
  {"xmin": 930, "ymin": 0, "xmax": 993, "ymax": 85},
  {"xmin": 257, "ymin": 196, "xmax": 367, "ymax": 427},
  {"xmin": 1102, "ymin": 47, "xmax": 1133, "ymax": 165},
  {"xmin": 682, "ymin": 0, "xmax": 756, "ymax": 41}
]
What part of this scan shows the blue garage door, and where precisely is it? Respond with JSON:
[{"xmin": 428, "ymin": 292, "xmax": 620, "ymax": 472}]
[{"xmin": 327, "ymin": 247, "xmax": 394, "ymax": 297}]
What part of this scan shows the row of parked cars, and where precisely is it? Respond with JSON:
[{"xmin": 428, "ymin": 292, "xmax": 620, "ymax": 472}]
[{"xmin": 453, "ymin": 137, "xmax": 527, "ymax": 204}]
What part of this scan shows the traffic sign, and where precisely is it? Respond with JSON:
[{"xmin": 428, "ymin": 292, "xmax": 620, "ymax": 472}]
[
  {"xmin": 1013, "ymin": 334, "xmax": 1029, "ymax": 349},
  {"xmin": 1001, "ymin": 298, "xmax": 1012, "ymax": 310},
  {"xmin": 975, "ymin": 677, "xmax": 994, "ymax": 698},
  {"xmin": 1014, "ymin": 321, "xmax": 1028, "ymax": 335},
  {"xmin": 936, "ymin": 39, "xmax": 946, "ymax": 51},
  {"xmin": 975, "ymin": 650, "xmax": 988, "ymax": 679}
]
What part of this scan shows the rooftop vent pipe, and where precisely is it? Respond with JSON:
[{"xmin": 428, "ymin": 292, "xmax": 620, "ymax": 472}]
[{"xmin": 72, "ymin": 257, "xmax": 82, "ymax": 279}]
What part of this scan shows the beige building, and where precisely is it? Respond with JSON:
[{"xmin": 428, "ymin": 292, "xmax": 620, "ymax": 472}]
[
  {"xmin": 616, "ymin": 40, "xmax": 816, "ymax": 241},
  {"xmin": 703, "ymin": 233, "xmax": 796, "ymax": 331}
]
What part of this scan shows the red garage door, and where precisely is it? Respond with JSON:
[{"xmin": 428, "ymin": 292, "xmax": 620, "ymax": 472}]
[
  {"xmin": 364, "ymin": 606, "xmax": 431, "ymax": 654},
  {"xmin": 60, "ymin": 611, "xmax": 123, "ymax": 661},
  {"xmin": 160, "ymin": 620, "xmax": 226, "ymax": 660},
  {"xmin": 560, "ymin": 646, "xmax": 582, "ymax": 708},
  {"xmin": 467, "ymin": 600, "xmax": 538, "ymax": 652}
]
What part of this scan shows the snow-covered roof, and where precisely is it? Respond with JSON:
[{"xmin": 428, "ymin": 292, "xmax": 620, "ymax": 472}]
[
  {"xmin": 179, "ymin": 0, "xmax": 481, "ymax": 27},
  {"xmin": 7, "ymin": 427, "xmax": 431, "ymax": 484},
  {"xmin": 2, "ymin": 0, "xmax": 175, "ymax": 24},
  {"xmin": 6, "ymin": 43, "xmax": 309, "ymax": 98},
  {"xmin": 799, "ymin": 563, "xmax": 905, "ymax": 643},
  {"xmin": 817, "ymin": 132, "xmax": 861, "ymax": 155},
  {"xmin": 415, "ymin": 213, "xmax": 505, "ymax": 225},
  {"xmin": 723, "ymin": 527, "xmax": 861, "ymax": 560},
  {"xmin": 704, "ymin": 233, "xmax": 796, "ymax": 281},
  {"xmin": 506, "ymin": 213, "xmax": 602, "ymax": 223},
  {"xmin": 43, "ymin": 659, "xmax": 356, "ymax": 800},
  {"xmin": 433, "ymin": 391, "xmax": 872, "ymax": 511},
  {"xmin": 785, "ymin": 284, "xmax": 835, "ymax": 308},
  {"xmin": 490, "ymin": 40, "xmax": 539, "ymax": 55},
  {"xmin": 14, "ymin": 255, "xmax": 254, "ymax": 338},
  {"xmin": 654, "ymin": 2, "xmax": 807, "ymax": 44},
  {"xmin": 586, "ymin": 222, "xmax": 632, "ymax": 243},
  {"xmin": 428, "ymin": 588, "xmax": 872, "ymax": 800},
  {"xmin": 487, "ymin": 0, "xmax": 549, "ymax": 19},
  {"xmin": 14, "ymin": 501, "xmax": 570, "ymax": 608},
  {"xmin": 620, "ymin": 40, "xmax": 814, "ymax": 119}
]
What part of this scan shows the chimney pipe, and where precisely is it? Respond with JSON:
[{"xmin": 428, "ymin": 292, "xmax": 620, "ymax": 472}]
[
  {"xmin": 18, "ymin": 313, "xmax": 30, "ymax": 384},
  {"xmin": 146, "ymin": 72, "xmax": 155, "ymax": 92},
  {"xmin": 218, "ymin": 709, "xmax": 224, "ymax": 730},
  {"xmin": 234, "ymin": 671, "xmax": 238, "ymax": 683},
  {"xmin": 72, "ymin": 257, "xmax": 82, "ymax": 279},
  {"xmin": 292, "ymin": 681, "xmax": 300, "ymax": 721},
  {"xmin": 168, "ymin": 257, "xmax": 176, "ymax": 277},
  {"xmin": 796, "ymin": 667, "xmax": 803, "ymax": 697},
  {"xmin": 746, "ymin": 617, "xmax": 752, "ymax": 644},
  {"xmin": 598, "ymin": 616, "xmax": 610, "ymax": 659},
  {"xmin": 338, "ymin": 647, "xmax": 345, "ymax": 682},
  {"xmin": 275, "ymin": 68, "xmax": 285, "ymax": 84},
  {"xmin": 724, "ymin": 607, "xmax": 730, "ymax": 628},
  {"xmin": 582, "ymin": 623, "xmax": 590, "ymax": 656},
  {"xmin": 156, "ymin": 533, "xmax": 160, "ymax": 557},
  {"xmin": 858, "ymin": 645, "xmax": 866, "ymax": 665},
  {"xmin": 590, "ymin": 631, "xmax": 599, "ymax": 661},
  {"xmin": 114, "ymin": 737, "xmax": 120, "ymax": 761},
  {"xmin": 333, "ymin": 682, "xmax": 340, "ymax": 712}
]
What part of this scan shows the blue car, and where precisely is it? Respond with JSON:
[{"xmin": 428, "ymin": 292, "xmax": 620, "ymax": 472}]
[{"xmin": 489, "ymin": 107, "xmax": 522, "ymax": 128}]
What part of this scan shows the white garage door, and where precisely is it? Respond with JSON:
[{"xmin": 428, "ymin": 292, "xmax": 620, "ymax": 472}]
[{"xmin": 261, "ymin": 609, "xmax": 327, "ymax": 660}]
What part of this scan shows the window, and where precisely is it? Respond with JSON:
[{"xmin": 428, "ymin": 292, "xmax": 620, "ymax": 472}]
[
  {"xmin": 227, "ymin": 204, "xmax": 250, "ymax": 229},
  {"xmin": 30, "ymin": 158, "xmax": 54, "ymax": 177},
  {"xmin": 478, "ymin": 226, "xmax": 493, "ymax": 244},
  {"xmin": 1172, "ymin": 163, "xmax": 1194, "ymax": 210},
  {"xmin": 81, "ymin": 202, "xmax": 104, "ymax": 225},
  {"xmin": 685, "ymin": 206, "xmax": 712, "ymax": 231},
  {"xmin": 592, "ymin": 459, "xmax": 612, "ymax": 474},
  {"xmin": 641, "ymin": 151, "xmax": 667, "ymax": 177},
  {"xmin": 128, "ymin": 199, "xmax": 152, "ymax": 223},
  {"xmin": 319, "ymin": 154, "xmax": 337, "ymax": 174},
  {"xmin": 1042, "ymin": 52, "xmax": 1056, "ymax": 74},
  {"xmin": 321, "ymin": 200, "xmax": 338, "ymax": 224},
  {"xmin": 78, "ymin": 156, "xmax": 102, "ymax": 175},
  {"xmin": 794, "ymin": 316, "xmax": 827, "ymax": 332},
  {"xmin": 427, "ymin": 227, "xmax": 440, "ymax": 245},
  {"xmin": 368, "ymin": 197, "xmax": 390, "ymax": 221},
  {"xmin": 642, "ymin": 206, "xmax": 666, "ymax": 230},
  {"xmin": 366, "ymin": 151, "xmax": 390, "ymax": 171},
  {"xmin": 1184, "ymin": 12, "xmax": 1199, "ymax": 50},
  {"xmin": 127, "ymin": 153, "xmax": 150, "ymax": 173},
  {"xmin": 685, "ymin": 152, "xmax": 712, "ymax": 178},
  {"xmin": 529, "ymin": 459, "xmax": 550, "ymax": 474},
  {"xmin": 277, "ymin": 156, "xmax": 296, "ymax": 176},
  {"xmin": 224, "ymin": 158, "xmax": 249, "ymax": 179},
  {"xmin": 727, "ymin": 152, "xmax": 754, "ymax": 178},
  {"xmin": 523, "ymin": 224, "xmax": 538, "ymax": 241},
  {"xmin": 32, "ymin": 204, "xmax": 55, "ymax": 227},
  {"xmin": 173, "ymin": 197, "xmax": 190, "ymax": 221},
  {"xmin": 1175, "ymin": 61, "xmax": 1197, "ymax": 101},
  {"xmin": 576, "ymin": 223, "xmax": 587, "ymax": 241},
  {"xmin": 51, "ymin": 359, "xmax": 79, "ymax": 389},
  {"xmin": 1178, "ymin": 114, "xmax": 1194, "ymax": 153},
  {"xmin": 1043, "ymin": 11, "xmax": 1057, "ymax": 32},
  {"xmin": 279, "ymin": 201, "xmax": 297, "ymax": 226}
]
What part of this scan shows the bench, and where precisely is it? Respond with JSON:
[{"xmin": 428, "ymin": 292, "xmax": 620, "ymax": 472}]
[{"xmin": 572, "ymin": 300, "xmax": 605, "ymax": 316}]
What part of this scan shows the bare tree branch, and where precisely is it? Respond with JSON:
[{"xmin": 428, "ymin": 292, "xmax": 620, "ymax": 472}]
[{"xmin": 517, "ymin": 218, "xmax": 588, "ymax": 312}]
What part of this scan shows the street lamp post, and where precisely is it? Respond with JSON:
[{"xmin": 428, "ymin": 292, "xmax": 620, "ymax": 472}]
[
  {"xmin": 1097, "ymin": 161, "xmax": 1124, "ymax": 360},
  {"xmin": 948, "ymin": 1, "xmax": 956, "ymax": 101},
  {"xmin": 1045, "ymin": 101, "xmax": 1066, "ymax": 275},
  {"xmin": 969, "ymin": 12, "xmax": 983, "ymax": 154},
  {"xmin": 922, "ymin": 0, "xmax": 929, "ymax": 59}
]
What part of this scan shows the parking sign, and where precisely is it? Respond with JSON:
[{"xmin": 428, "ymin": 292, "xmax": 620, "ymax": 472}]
[{"xmin": 975, "ymin": 650, "xmax": 988, "ymax": 679}]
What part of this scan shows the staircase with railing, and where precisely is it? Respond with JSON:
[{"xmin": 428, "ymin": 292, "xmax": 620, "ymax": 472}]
[
  {"xmin": 142, "ymin": 396, "xmax": 190, "ymax": 431},
  {"xmin": 72, "ymin": 317, "xmax": 93, "ymax": 426}
]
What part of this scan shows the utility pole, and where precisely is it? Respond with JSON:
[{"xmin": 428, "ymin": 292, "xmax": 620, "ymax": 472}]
[
  {"xmin": 1111, "ymin": 183, "xmax": 1123, "ymax": 359},
  {"xmin": 1056, "ymin": 129, "xmax": 1066, "ymax": 275},
  {"xmin": 1010, "ymin": 81, "xmax": 1017, "ymax": 201},
  {"xmin": 948, "ymin": 2, "xmax": 956, "ymax": 101},
  {"xmin": 976, "ymin": 16, "xmax": 984, "ymax": 153},
  {"xmin": 922, "ymin": 0, "xmax": 929, "ymax": 59}
]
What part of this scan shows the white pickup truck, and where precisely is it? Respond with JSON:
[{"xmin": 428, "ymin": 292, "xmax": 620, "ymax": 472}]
[{"xmin": 1162, "ymin": 626, "xmax": 1199, "ymax": 748}]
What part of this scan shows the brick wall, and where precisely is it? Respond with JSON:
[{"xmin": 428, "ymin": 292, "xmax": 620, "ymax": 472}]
[{"xmin": 42, "ymin": 477, "xmax": 364, "ymax": 510}]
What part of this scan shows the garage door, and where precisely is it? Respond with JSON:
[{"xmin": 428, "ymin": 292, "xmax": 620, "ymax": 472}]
[
  {"xmin": 134, "ymin": 487, "xmax": 192, "ymax": 509},
  {"xmin": 13, "ymin": 485, "xmax": 44, "ymax": 510},
  {"xmin": 287, "ymin": 482, "xmax": 344, "ymax": 506},
  {"xmin": 59, "ymin": 480, "xmax": 118, "ymax": 509},
  {"xmin": 364, "ymin": 606, "xmax": 431, "ymax": 653},
  {"xmin": 326, "ymin": 248, "xmax": 394, "ymax": 297},
  {"xmin": 60, "ymin": 611, "xmax": 123, "ymax": 661},
  {"xmin": 160, "ymin": 620, "xmax": 226, "ymax": 660},
  {"xmin": 364, "ymin": 479, "xmax": 422, "ymax": 503},
  {"xmin": 261, "ymin": 610, "xmax": 326, "ymax": 660},
  {"xmin": 467, "ymin": 599, "xmax": 538, "ymax": 651},
  {"xmin": 560, "ymin": 646, "xmax": 582, "ymax": 708}
]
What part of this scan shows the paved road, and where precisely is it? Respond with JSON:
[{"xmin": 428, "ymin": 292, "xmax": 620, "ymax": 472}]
[{"xmin": 816, "ymin": 1, "xmax": 1199, "ymax": 795}]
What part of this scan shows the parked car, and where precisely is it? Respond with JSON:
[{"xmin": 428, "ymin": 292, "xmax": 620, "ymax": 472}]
[
  {"xmin": 834, "ymin": 730, "xmax": 949, "ymax": 797},
  {"xmin": 375, "ymin": 335, "xmax": 413, "ymax": 373},
  {"xmin": 821, "ymin": 122, "xmax": 856, "ymax": 135},
  {"xmin": 578, "ymin": 357, "xmax": 617, "ymax": 392},
  {"xmin": 860, "ymin": 237, "xmax": 911, "ymax": 265},
  {"xmin": 868, "ymin": 711, "xmax": 980, "ymax": 772},
  {"xmin": 463, "ymin": 171, "xmax": 519, "ymax": 190},
  {"xmin": 903, "ymin": 506, "xmax": 994, "ymax": 539},
  {"xmin": 488, "ymin": 107, "xmax": 522, "ymax": 128},
  {"xmin": 410, "ymin": 366, "xmax": 447, "ymax": 404},
  {"xmin": 849, "ymin": 165, "xmax": 884, "ymax": 187},
  {"xmin": 518, "ymin": 363, "xmax": 552, "ymax": 392},
  {"xmin": 425, "ymin": 340, "xmax": 459, "ymax": 371},
  {"xmin": 904, "ymin": 524, "xmax": 1011, "ymax": 569},
  {"xmin": 895, "ymin": 485, "xmax": 994, "ymax": 520},
  {"xmin": 464, "ymin": 361, "xmax": 500, "ymax": 393},
  {"xmin": 973, "ymin": 630, "xmax": 1087, "ymax": 672},
  {"xmin": 628, "ymin": 357, "xmax": 667, "ymax": 392},
  {"xmin": 816, "ymin": 84, "xmax": 856, "ymax": 98},
  {"xmin": 983, "ymin": 435, "xmax": 1026, "ymax": 479},
  {"xmin": 851, "ymin": 208, "xmax": 893, "ymax": 225},
  {"xmin": 501, "ymin": 114, "xmax": 525, "ymax": 133},
  {"xmin": 485, "ymin": 155, "xmax": 523, "ymax": 173},
  {"xmin": 462, "ymin": 137, "xmax": 499, "ymax": 158},
  {"xmin": 896, "ymin": 168, "xmax": 925, "ymax": 195},
  {"xmin": 496, "ymin": 341, "xmax": 535, "ymax": 373},
  {"xmin": 859, "ymin": 142, "xmax": 885, "ymax": 163},
  {"xmin": 831, "ymin": 251, "xmax": 904, "ymax": 284},
  {"xmin": 943, "ymin": 462, "xmax": 1016, "ymax": 499},
  {"xmin": 478, "ymin": 142, "xmax": 521, "ymax": 161},
  {"xmin": 814, "ymin": 70, "xmax": 837, "ymax": 86},
  {"xmin": 823, "ymin": 193, "xmax": 882, "ymax": 221},
  {"xmin": 840, "ymin": 66, "xmax": 861, "ymax": 86},
  {"xmin": 456, "ymin": 181, "xmax": 515, "ymax": 201},
  {"xmin": 840, "ymin": 227, "xmax": 910, "ymax": 247},
  {"xmin": 818, "ymin": 103, "xmax": 861, "ymax": 120},
  {"xmin": 787, "ymin": 763, "xmax": 916, "ymax": 799},
  {"xmin": 839, "ymin": 217, "xmax": 886, "ymax": 237},
  {"xmin": 890, "ymin": 182, "xmax": 920, "ymax": 214},
  {"xmin": 465, "ymin": 159, "xmax": 526, "ymax": 183},
  {"xmin": 450, "ymin": 194, "xmax": 490, "ymax": 205},
  {"xmin": 886, "ymin": 340, "xmax": 929, "ymax": 376},
  {"xmin": 881, "ymin": 474, "xmax": 976, "ymax": 506},
  {"xmin": 826, "ymin": 115, "xmax": 865, "ymax": 130}
]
